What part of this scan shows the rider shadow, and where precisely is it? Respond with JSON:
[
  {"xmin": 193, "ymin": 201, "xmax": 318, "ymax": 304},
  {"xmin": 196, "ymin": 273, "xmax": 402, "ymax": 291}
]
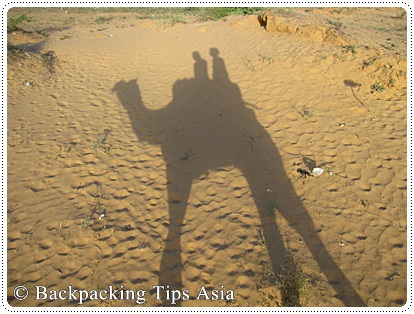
[{"xmin": 112, "ymin": 48, "xmax": 365, "ymax": 307}]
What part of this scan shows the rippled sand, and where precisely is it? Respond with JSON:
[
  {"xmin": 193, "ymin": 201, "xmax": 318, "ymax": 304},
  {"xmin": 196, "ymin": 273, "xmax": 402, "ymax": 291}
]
[{"xmin": 7, "ymin": 7, "xmax": 407, "ymax": 307}]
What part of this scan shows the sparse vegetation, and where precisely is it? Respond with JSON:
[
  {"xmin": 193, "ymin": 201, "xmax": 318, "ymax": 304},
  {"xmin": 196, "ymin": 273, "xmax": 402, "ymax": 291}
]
[
  {"xmin": 268, "ymin": 202, "xmax": 277, "ymax": 214},
  {"xmin": 371, "ymin": 83, "xmax": 386, "ymax": 92},
  {"xmin": 81, "ymin": 217, "xmax": 94, "ymax": 228},
  {"xmin": 160, "ymin": 14, "xmax": 187, "ymax": 26},
  {"xmin": 343, "ymin": 44, "xmax": 358, "ymax": 54},
  {"xmin": 91, "ymin": 129, "xmax": 111, "ymax": 153},
  {"xmin": 188, "ymin": 7, "xmax": 265, "ymax": 21},
  {"xmin": 62, "ymin": 7, "xmax": 265, "ymax": 23},
  {"xmin": 383, "ymin": 42, "xmax": 397, "ymax": 50},
  {"xmin": 362, "ymin": 57, "xmax": 377, "ymax": 68},
  {"xmin": 327, "ymin": 18, "xmax": 345, "ymax": 33},
  {"xmin": 41, "ymin": 51, "xmax": 58, "ymax": 73},
  {"xmin": 95, "ymin": 15, "xmax": 114, "ymax": 24},
  {"xmin": 7, "ymin": 13, "xmax": 33, "ymax": 32},
  {"xmin": 243, "ymin": 134, "xmax": 256, "ymax": 151},
  {"xmin": 278, "ymin": 254, "xmax": 309, "ymax": 306},
  {"xmin": 303, "ymin": 109, "xmax": 313, "ymax": 120},
  {"xmin": 7, "ymin": 42, "xmax": 20, "ymax": 52},
  {"xmin": 258, "ymin": 228, "xmax": 266, "ymax": 247},
  {"xmin": 258, "ymin": 54, "xmax": 274, "ymax": 65}
]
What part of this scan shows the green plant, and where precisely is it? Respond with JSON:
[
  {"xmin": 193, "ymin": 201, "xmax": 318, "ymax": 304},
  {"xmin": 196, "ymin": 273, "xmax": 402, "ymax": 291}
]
[
  {"xmin": 95, "ymin": 16, "xmax": 114, "ymax": 24},
  {"xmin": 41, "ymin": 51, "xmax": 57, "ymax": 73},
  {"xmin": 243, "ymin": 134, "xmax": 256, "ymax": 151},
  {"xmin": 275, "ymin": 7, "xmax": 298, "ymax": 15},
  {"xmin": 190, "ymin": 8, "xmax": 215, "ymax": 22},
  {"xmin": 268, "ymin": 202, "xmax": 277, "ymax": 214},
  {"xmin": 327, "ymin": 18, "xmax": 344, "ymax": 33},
  {"xmin": 384, "ymin": 42, "xmax": 397, "ymax": 50},
  {"xmin": 343, "ymin": 45, "xmax": 358, "ymax": 54},
  {"xmin": 208, "ymin": 7, "xmax": 263, "ymax": 20},
  {"xmin": 279, "ymin": 254, "xmax": 309, "ymax": 306},
  {"xmin": 192, "ymin": 7, "xmax": 264, "ymax": 21},
  {"xmin": 91, "ymin": 129, "xmax": 111, "ymax": 153},
  {"xmin": 81, "ymin": 216, "xmax": 95, "ymax": 229},
  {"xmin": 7, "ymin": 42, "xmax": 20, "ymax": 51},
  {"xmin": 258, "ymin": 54, "xmax": 274, "ymax": 65},
  {"xmin": 8, "ymin": 13, "xmax": 33, "ymax": 32},
  {"xmin": 362, "ymin": 57, "xmax": 377, "ymax": 68},
  {"xmin": 162, "ymin": 14, "xmax": 187, "ymax": 26},
  {"xmin": 371, "ymin": 83, "xmax": 386, "ymax": 92},
  {"xmin": 258, "ymin": 228, "xmax": 266, "ymax": 247},
  {"xmin": 303, "ymin": 109, "xmax": 313, "ymax": 120},
  {"xmin": 366, "ymin": 285, "xmax": 382, "ymax": 304}
]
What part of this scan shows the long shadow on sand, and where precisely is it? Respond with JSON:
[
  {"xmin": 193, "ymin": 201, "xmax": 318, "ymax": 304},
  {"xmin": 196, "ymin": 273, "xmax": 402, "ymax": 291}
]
[{"xmin": 113, "ymin": 48, "xmax": 365, "ymax": 307}]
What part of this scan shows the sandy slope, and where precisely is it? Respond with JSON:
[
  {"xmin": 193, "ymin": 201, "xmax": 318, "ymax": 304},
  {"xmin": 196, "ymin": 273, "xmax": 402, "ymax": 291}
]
[{"xmin": 7, "ymin": 8, "xmax": 407, "ymax": 307}]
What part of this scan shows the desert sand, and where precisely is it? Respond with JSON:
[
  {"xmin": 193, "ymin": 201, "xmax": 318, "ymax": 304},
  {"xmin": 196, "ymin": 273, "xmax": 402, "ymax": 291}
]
[{"xmin": 7, "ymin": 7, "xmax": 407, "ymax": 307}]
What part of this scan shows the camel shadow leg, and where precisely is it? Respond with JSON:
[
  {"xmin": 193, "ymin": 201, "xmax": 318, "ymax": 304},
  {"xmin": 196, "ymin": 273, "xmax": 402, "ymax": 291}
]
[
  {"xmin": 246, "ymin": 176, "xmax": 365, "ymax": 306},
  {"xmin": 158, "ymin": 168, "xmax": 192, "ymax": 306},
  {"xmin": 240, "ymin": 140, "xmax": 366, "ymax": 306},
  {"xmin": 252, "ymin": 198, "xmax": 288, "ymax": 277}
]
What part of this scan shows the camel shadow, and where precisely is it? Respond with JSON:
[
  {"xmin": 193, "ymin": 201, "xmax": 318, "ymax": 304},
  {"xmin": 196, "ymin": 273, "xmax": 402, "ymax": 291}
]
[{"xmin": 112, "ymin": 48, "xmax": 365, "ymax": 307}]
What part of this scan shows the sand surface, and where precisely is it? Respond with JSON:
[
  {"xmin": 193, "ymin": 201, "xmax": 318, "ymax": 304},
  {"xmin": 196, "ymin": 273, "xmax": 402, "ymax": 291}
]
[{"xmin": 7, "ymin": 7, "xmax": 407, "ymax": 307}]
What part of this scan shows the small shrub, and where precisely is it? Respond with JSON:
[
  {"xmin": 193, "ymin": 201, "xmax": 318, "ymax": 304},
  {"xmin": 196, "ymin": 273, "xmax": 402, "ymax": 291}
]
[
  {"xmin": 303, "ymin": 109, "xmax": 313, "ymax": 120},
  {"xmin": 371, "ymin": 83, "xmax": 386, "ymax": 92},
  {"xmin": 362, "ymin": 58, "xmax": 376, "ymax": 68},
  {"xmin": 342, "ymin": 45, "xmax": 358, "ymax": 54},
  {"xmin": 268, "ymin": 202, "xmax": 277, "ymax": 214},
  {"xmin": 279, "ymin": 254, "xmax": 309, "ymax": 306},
  {"xmin": 41, "ymin": 51, "xmax": 57, "ymax": 73},
  {"xmin": 91, "ymin": 129, "xmax": 111, "ymax": 153},
  {"xmin": 384, "ymin": 42, "xmax": 397, "ymax": 50},
  {"xmin": 95, "ymin": 16, "xmax": 114, "ymax": 24},
  {"xmin": 162, "ymin": 14, "xmax": 187, "ymax": 26},
  {"xmin": 81, "ymin": 217, "xmax": 95, "ymax": 229},
  {"xmin": 258, "ymin": 54, "xmax": 274, "ymax": 65},
  {"xmin": 327, "ymin": 18, "xmax": 345, "ymax": 33}
]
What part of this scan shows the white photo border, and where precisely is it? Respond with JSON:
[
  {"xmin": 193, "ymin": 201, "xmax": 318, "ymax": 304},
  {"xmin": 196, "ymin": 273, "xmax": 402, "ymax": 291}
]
[{"xmin": 2, "ymin": 1, "xmax": 412, "ymax": 312}]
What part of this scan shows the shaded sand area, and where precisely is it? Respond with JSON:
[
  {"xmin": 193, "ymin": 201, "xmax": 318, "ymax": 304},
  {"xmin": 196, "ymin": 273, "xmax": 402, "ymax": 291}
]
[{"xmin": 7, "ymin": 7, "xmax": 407, "ymax": 307}]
